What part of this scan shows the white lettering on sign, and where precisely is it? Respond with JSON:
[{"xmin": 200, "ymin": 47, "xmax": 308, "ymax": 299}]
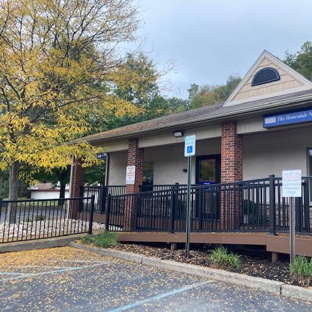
[
  {"xmin": 282, "ymin": 170, "xmax": 301, "ymax": 197},
  {"xmin": 283, "ymin": 173, "xmax": 301, "ymax": 181}
]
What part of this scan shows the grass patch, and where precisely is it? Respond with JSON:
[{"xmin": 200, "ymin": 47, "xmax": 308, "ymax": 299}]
[
  {"xmin": 210, "ymin": 246, "xmax": 242, "ymax": 269},
  {"xmin": 290, "ymin": 255, "xmax": 312, "ymax": 287},
  {"xmin": 35, "ymin": 214, "xmax": 46, "ymax": 221},
  {"xmin": 80, "ymin": 231, "xmax": 118, "ymax": 248}
]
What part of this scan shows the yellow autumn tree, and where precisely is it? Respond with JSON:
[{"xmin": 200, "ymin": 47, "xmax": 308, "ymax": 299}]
[{"xmin": 0, "ymin": 0, "xmax": 141, "ymax": 210}]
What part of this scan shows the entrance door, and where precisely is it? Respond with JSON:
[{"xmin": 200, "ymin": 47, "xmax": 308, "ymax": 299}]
[
  {"xmin": 196, "ymin": 155, "xmax": 221, "ymax": 220},
  {"xmin": 196, "ymin": 155, "xmax": 221, "ymax": 185}
]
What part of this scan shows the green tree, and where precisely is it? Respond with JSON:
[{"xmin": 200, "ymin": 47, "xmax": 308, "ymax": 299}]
[
  {"xmin": 187, "ymin": 84, "xmax": 200, "ymax": 101},
  {"xmin": 0, "ymin": 0, "xmax": 141, "ymax": 221},
  {"xmin": 284, "ymin": 41, "xmax": 312, "ymax": 80},
  {"xmin": 165, "ymin": 97, "xmax": 190, "ymax": 114},
  {"xmin": 103, "ymin": 53, "xmax": 168, "ymax": 129},
  {"xmin": 214, "ymin": 75, "xmax": 242, "ymax": 101},
  {"xmin": 188, "ymin": 74, "xmax": 241, "ymax": 109}
]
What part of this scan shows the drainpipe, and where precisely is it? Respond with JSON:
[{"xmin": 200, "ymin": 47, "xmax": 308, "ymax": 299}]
[
  {"xmin": 69, "ymin": 156, "xmax": 74, "ymax": 198},
  {"xmin": 105, "ymin": 153, "xmax": 109, "ymax": 186}
]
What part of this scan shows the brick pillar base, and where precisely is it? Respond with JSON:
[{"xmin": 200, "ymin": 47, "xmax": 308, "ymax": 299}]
[
  {"xmin": 220, "ymin": 121, "xmax": 243, "ymax": 230},
  {"xmin": 124, "ymin": 139, "xmax": 144, "ymax": 230}
]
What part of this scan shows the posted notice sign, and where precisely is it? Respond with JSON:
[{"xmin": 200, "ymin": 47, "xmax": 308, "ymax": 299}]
[
  {"xmin": 282, "ymin": 170, "xmax": 302, "ymax": 197},
  {"xmin": 126, "ymin": 166, "xmax": 135, "ymax": 184}
]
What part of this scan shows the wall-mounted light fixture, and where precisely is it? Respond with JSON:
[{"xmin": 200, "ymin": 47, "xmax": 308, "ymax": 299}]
[{"xmin": 173, "ymin": 131, "xmax": 184, "ymax": 138}]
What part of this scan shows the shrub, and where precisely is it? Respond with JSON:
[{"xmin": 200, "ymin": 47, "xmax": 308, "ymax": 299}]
[
  {"xmin": 290, "ymin": 255, "xmax": 312, "ymax": 287},
  {"xmin": 35, "ymin": 214, "xmax": 46, "ymax": 221},
  {"xmin": 210, "ymin": 246, "xmax": 242, "ymax": 269},
  {"xmin": 80, "ymin": 231, "xmax": 118, "ymax": 248},
  {"xmin": 25, "ymin": 214, "xmax": 46, "ymax": 222}
]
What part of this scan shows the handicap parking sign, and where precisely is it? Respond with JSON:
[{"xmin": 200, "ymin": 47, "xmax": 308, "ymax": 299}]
[{"xmin": 184, "ymin": 135, "xmax": 196, "ymax": 157}]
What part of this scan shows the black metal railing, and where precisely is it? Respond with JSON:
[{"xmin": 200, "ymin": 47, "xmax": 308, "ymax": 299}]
[
  {"xmin": 82, "ymin": 185, "xmax": 126, "ymax": 213},
  {"xmin": 100, "ymin": 176, "xmax": 312, "ymax": 235},
  {"xmin": 273, "ymin": 176, "xmax": 311, "ymax": 234},
  {"xmin": 0, "ymin": 196, "xmax": 95, "ymax": 243}
]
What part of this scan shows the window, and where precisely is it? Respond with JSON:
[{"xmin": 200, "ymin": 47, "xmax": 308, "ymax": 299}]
[
  {"xmin": 251, "ymin": 67, "xmax": 280, "ymax": 86},
  {"xmin": 142, "ymin": 162, "xmax": 154, "ymax": 191}
]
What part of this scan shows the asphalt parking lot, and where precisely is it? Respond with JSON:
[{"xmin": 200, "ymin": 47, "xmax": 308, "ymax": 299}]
[{"xmin": 0, "ymin": 247, "xmax": 311, "ymax": 312}]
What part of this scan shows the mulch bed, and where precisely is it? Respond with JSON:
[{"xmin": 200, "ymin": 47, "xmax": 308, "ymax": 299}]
[{"xmin": 111, "ymin": 243, "xmax": 309, "ymax": 287}]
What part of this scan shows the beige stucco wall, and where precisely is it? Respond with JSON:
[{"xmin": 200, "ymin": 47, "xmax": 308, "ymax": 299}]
[
  {"xmin": 139, "ymin": 125, "xmax": 221, "ymax": 149},
  {"xmin": 108, "ymin": 126, "xmax": 311, "ymax": 185},
  {"xmin": 108, "ymin": 138, "xmax": 221, "ymax": 185},
  {"xmin": 243, "ymin": 127, "xmax": 311, "ymax": 180},
  {"xmin": 107, "ymin": 151, "xmax": 127, "ymax": 185},
  {"xmin": 146, "ymin": 138, "xmax": 221, "ymax": 184}
]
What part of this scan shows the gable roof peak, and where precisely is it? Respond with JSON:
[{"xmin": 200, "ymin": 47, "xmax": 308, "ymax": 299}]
[{"xmin": 223, "ymin": 50, "xmax": 312, "ymax": 107}]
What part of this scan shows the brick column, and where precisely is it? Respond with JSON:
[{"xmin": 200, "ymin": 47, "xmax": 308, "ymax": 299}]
[
  {"xmin": 70, "ymin": 158, "xmax": 85, "ymax": 219},
  {"xmin": 124, "ymin": 139, "xmax": 144, "ymax": 229},
  {"xmin": 220, "ymin": 121, "xmax": 243, "ymax": 229}
]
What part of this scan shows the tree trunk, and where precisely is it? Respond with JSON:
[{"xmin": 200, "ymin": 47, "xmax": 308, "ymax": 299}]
[
  {"xmin": 8, "ymin": 161, "xmax": 20, "ymax": 223},
  {"xmin": 58, "ymin": 166, "xmax": 70, "ymax": 206},
  {"xmin": 58, "ymin": 180, "xmax": 66, "ymax": 207}
]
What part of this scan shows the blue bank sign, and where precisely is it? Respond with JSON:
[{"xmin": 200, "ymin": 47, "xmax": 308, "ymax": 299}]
[{"xmin": 264, "ymin": 108, "xmax": 312, "ymax": 128}]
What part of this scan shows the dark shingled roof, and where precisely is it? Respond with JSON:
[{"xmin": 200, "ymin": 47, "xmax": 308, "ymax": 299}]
[{"xmin": 75, "ymin": 88, "xmax": 312, "ymax": 144}]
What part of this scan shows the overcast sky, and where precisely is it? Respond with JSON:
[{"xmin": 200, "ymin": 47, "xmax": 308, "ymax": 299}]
[{"xmin": 130, "ymin": 0, "xmax": 312, "ymax": 99}]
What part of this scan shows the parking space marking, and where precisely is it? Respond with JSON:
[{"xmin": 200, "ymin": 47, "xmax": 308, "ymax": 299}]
[
  {"xmin": 107, "ymin": 280, "xmax": 214, "ymax": 312},
  {"xmin": 0, "ymin": 262, "xmax": 105, "ymax": 282}
]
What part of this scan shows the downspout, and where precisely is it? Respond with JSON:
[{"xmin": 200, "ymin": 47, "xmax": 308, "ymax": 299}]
[
  {"xmin": 105, "ymin": 153, "xmax": 109, "ymax": 186},
  {"xmin": 69, "ymin": 156, "xmax": 74, "ymax": 198}
]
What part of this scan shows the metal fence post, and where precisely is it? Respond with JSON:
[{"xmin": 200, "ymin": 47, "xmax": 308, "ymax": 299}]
[
  {"xmin": 303, "ymin": 179, "xmax": 310, "ymax": 232},
  {"xmin": 169, "ymin": 186, "xmax": 175, "ymax": 233},
  {"xmin": 100, "ymin": 186, "xmax": 107, "ymax": 214},
  {"xmin": 88, "ymin": 195, "xmax": 95, "ymax": 235},
  {"xmin": 197, "ymin": 187, "xmax": 203, "ymax": 230},
  {"xmin": 295, "ymin": 197, "xmax": 302, "ymax": 232},
  {"xmin": 133, "ymin": 194, "xmax": 139, "ymax": 231},
  {"xmin": 105, "ymin": 194, "xmax": 111, "ymax": 231},
  {"xmin": 269, "ymin": 174, "xmax": 276, "ymax": 235}
]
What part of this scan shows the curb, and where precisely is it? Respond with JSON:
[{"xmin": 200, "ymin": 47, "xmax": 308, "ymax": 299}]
[
  {"xmin": 69, "ymin": 242, "xmax": 312, "ymax": 303},
  {"xmin": 0, "ymin": 235, "xmax": 84, "ymax": 254}
]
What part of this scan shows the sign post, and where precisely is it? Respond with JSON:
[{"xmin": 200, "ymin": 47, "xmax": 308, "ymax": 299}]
[
  {"xmin": 184, "ymin": 135, "xmax": 196, "ymax": 258},
  {"xmin": 282, "ymin": 169, "xmax": 301, "ymax": 263}
]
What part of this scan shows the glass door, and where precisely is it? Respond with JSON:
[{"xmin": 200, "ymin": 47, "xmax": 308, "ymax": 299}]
[
  {"xmin": 196, "ymin": 155, "xmax": 221, "ymax": 219},
  {"xmin": 196, "ymin": 156, "xmax": 220, "ymax": 185}
]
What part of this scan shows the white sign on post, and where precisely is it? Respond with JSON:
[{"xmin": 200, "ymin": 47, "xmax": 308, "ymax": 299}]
[
  {"xmin": 126, "ymin": 166, "xmax": 135, "ymax": 184},
  {"xmin": 184, "ymin": 135, "xmax": 196, "ymax": 157},
  {"xmin": 282, "ymin": 170, "xmax": 302, "ymax": 197},
  {"xmin": 282, "ymin": 169, "xmax": 301, "ymax": 264}
]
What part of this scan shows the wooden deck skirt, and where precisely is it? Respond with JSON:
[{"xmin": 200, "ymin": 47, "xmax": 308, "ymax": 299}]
[
  {"xmin": 90, "ymin": 211, "xmax": 312, "ymax": 257},
  {"xmin": 117, "ymin": 232, "xmax": 312, "ymax": 258}
]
